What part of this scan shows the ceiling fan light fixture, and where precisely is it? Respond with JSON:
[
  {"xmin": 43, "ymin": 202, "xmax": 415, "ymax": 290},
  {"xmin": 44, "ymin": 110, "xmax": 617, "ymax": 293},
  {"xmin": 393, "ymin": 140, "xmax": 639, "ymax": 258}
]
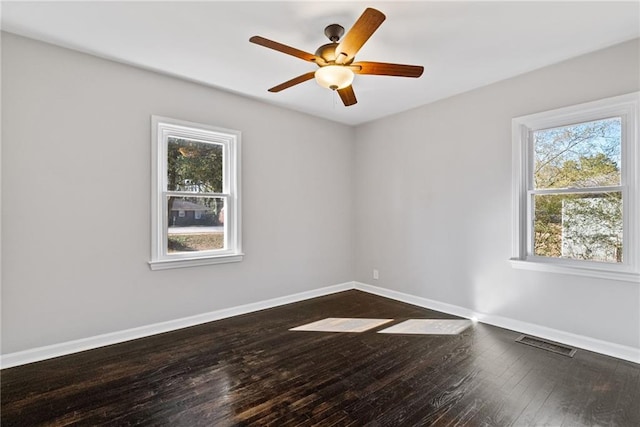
[{"xmin": 314, "ymin": 65, "xmax": 354, "ymax": 90}]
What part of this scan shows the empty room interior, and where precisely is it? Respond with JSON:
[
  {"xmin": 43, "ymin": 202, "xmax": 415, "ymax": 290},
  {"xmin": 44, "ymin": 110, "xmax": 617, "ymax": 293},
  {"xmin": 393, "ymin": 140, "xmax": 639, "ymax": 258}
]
[{"xmin": 2, "ymin": 1, "xmax": 640, "ymax": 425}]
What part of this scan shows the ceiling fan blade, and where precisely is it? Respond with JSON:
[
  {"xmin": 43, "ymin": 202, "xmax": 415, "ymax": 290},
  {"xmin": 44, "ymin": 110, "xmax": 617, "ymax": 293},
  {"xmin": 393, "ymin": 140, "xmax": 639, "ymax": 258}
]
[
  {"xmin": 352, "ymin": 61, "xmax": 424, "ymax": 78},
  {"xmin": 268, "ymin": 72, "xmax": 316, "ymax": 93},
  {"xmin": 337, "ymin": 85, "xmax": 357, "ymax": 106},
  {"xmin": 250, "ymin": 36, "xmax": 319, "ymax": 63},
  {"xmin": 335, "ymin": 8, "xmax": 386, "ymax": 65}
]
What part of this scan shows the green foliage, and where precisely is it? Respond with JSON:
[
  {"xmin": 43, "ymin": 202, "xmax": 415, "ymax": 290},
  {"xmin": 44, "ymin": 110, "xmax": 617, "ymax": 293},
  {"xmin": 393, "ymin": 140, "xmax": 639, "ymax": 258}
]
[
  {"xmin": 537, "ymin": 153, "xmax": 619, "ymax": 190},
  {"xmin": 167, "ymin": 137, "xmax": 223, "ymax": 193}
]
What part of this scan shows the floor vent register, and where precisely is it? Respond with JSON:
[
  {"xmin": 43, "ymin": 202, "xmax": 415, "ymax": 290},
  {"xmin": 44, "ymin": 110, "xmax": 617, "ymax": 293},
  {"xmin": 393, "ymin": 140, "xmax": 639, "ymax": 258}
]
[{"xmin": 515, "ymin": 334, "xmax": 577, "ymax": 357}]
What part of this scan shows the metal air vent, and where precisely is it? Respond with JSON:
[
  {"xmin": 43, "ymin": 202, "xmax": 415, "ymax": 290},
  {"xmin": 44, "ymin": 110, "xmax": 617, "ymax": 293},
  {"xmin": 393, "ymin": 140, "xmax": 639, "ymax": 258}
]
[{"xmin": 516, "ymin": 335, "xmax": 577, "ymax": 357}]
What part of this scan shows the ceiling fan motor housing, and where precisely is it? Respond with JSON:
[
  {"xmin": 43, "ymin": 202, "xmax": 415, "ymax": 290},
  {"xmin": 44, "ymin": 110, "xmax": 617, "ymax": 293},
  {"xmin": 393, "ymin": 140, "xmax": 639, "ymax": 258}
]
[{"xmin": 315, "ymin": 43, "xmax": 338, "ymax": 63}]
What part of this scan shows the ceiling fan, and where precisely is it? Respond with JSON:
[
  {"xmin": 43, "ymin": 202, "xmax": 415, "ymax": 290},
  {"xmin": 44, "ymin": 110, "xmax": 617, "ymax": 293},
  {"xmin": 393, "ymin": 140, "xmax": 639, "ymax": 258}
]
[{"xmin": 249, "ymin": 7, "xmax": 424, "ymax": 107}]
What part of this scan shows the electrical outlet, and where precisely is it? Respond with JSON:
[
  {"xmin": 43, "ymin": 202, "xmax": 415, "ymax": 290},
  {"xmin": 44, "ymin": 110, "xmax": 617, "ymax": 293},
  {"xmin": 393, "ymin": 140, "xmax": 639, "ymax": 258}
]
[{"xmin": 373, "ymin": 269, "xmax": 379, "ymax": 280}]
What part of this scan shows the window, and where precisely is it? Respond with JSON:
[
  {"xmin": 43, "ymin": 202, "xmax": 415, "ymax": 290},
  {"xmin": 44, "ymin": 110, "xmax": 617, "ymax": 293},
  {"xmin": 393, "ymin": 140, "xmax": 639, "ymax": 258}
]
[
  {"xmin": 149, "ymin": 116, "xmax": 242, "ymax": 270},
  {"xmin": 511, "ymin": 92, "xmax": 639, "ymax": 282}
]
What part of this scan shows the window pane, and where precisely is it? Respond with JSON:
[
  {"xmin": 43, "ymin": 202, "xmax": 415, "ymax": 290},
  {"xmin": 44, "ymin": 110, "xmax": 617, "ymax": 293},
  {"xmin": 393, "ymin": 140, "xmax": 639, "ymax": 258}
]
[
  {"xmin": 167, "ymin": 197, "xmax": 225, "ymax": 253},
  {"xmin": 167, "ymin": 137, "xmax": 223, "ymax": 193},
  {"xmin": 533, "ymin": 118, "xmax": 621, "ymax": 189},
  {"xmin": 533, "ymin": 192, "xmax": 622, "ymax": 263}
]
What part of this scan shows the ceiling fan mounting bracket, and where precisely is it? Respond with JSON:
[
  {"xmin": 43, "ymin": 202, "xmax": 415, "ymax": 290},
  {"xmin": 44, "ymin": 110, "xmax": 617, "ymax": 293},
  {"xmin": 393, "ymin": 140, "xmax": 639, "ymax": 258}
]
[{"xmin": 324, "ymin": 24, "xmax": 344, "ymax": 42}]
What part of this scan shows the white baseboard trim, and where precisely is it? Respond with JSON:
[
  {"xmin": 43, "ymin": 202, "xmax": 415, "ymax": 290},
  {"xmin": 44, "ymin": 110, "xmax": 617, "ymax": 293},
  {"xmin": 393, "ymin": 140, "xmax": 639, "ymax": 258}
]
[
  {"xmin": 3, "ymin": 281, "xmax": 638, "ymax": 368},
  {"xmin": 355, "ymin": 282, "xmax": 640, "ymax": 364},
  {"xmin": 0, "ymin": 281, "xmax": 354, "ymax": 369}
]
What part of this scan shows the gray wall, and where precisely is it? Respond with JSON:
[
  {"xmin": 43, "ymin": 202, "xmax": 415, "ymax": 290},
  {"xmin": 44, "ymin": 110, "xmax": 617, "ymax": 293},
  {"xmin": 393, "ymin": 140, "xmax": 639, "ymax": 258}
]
[
  {"xmin": 354, "ymin": 38, "xmax": 640, "ymax": 348},
  {"xmin": 2, "ymin": 32, "xmax": 639, "ymax": 356},
  {"xmin": 1, "ymin": 33, "xmax": 355, "ymax": 353}
]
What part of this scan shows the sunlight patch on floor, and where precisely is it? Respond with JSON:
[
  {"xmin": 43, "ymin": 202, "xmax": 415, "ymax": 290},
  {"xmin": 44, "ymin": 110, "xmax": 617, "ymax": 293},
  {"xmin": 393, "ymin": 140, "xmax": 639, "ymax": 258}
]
[
  {"xmin": 378, "ymin": 319, "xmax": 472, "ymax": 335},
  {"xmin": 290, "ymin": 318, "xmax": 394, "ymax": 333}
]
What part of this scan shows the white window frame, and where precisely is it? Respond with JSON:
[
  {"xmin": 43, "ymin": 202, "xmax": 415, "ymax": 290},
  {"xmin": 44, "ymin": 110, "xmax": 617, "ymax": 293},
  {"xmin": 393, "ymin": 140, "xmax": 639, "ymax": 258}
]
[
  {"xmin": 149, "ymin": 116, "xmax": 242, "ymax": 270},
  {"xmin": 511, "ymin": 92, "xmax": 639, "ymax": 282}
]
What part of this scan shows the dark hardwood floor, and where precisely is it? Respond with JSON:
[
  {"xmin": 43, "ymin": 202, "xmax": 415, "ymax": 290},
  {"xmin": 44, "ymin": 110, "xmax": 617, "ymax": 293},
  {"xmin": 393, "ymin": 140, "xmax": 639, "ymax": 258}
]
[{"xmin": 2, "ymin": 290, "xmax": 639, "ymax": 426}]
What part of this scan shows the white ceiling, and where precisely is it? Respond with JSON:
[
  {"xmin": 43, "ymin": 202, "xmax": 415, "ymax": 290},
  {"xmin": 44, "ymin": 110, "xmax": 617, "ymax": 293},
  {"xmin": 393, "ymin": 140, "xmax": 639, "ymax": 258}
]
[{"xmin": 2, "ymin": 1, "xmax": 639, "ymax": 126}]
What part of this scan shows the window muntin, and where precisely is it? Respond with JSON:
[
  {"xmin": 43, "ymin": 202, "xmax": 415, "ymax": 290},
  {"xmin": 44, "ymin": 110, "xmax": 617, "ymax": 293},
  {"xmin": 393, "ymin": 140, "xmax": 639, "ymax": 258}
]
[
  {"xmin": 150, "ymin": 116, "xmax": 242, "ymax": 270},
  {"xmin": 511, "ymin": 92, "xmax": 638, "ymax": 281}
]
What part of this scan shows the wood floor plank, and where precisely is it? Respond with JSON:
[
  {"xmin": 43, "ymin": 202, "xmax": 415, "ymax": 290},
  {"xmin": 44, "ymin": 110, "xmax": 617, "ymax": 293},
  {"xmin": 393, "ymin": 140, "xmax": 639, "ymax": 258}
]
[{"xmin": 2, "ymin": 290, "xmax": 639, "ymax": 426}]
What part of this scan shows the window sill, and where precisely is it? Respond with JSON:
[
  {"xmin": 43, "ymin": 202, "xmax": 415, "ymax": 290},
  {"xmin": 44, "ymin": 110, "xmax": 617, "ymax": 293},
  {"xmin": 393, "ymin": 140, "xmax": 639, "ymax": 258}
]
[
  {"xmin": 509, "ymin": 259, "xmax": 639, "ymax": 283},
  {"xmin": 149, "ymin": 254, "xmax": 244, "ymax": 270}
]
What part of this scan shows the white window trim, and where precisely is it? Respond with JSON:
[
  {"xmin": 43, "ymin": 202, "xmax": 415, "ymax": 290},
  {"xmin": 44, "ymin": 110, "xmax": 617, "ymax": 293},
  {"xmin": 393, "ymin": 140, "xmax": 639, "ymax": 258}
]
[
  {"xmin": 511, "ymin": 92, "xmax": 639, "ymax": 283},
  {"xmin": 149, "ymin": 116, "xmax": 243, "ymax": 270}
]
